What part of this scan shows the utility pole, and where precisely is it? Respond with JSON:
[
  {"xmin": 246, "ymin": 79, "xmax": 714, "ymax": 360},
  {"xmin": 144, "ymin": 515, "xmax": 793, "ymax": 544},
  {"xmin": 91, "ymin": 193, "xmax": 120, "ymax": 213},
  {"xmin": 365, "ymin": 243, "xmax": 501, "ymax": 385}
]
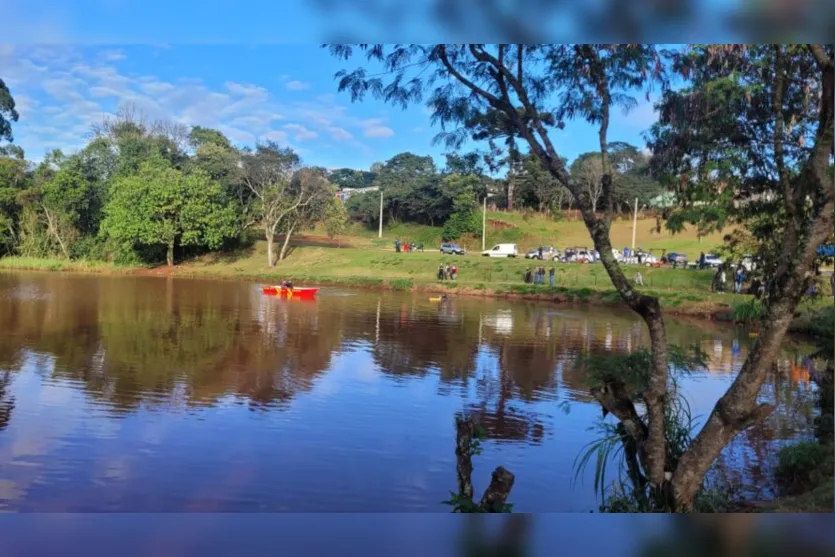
[
  {"xmin": 378, "ymin": 190, "xmax": 383, "ymax": 239},
  {"xmin": 631, "ymin": 197, "xmax": 639, "ymax": 254},
  {"xmin": 482, "ymin": 194, "xmax": 488, "ymax": 251}
]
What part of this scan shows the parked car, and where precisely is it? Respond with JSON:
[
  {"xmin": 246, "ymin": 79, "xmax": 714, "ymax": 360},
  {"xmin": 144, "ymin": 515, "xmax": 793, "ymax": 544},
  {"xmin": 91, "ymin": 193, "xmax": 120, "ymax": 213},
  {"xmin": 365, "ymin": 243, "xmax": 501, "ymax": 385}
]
[
  {"xmin": 525, "ymin": 246, "xmax": 559, "ymax": 260},
  {"xmin": 612, "ymin": 248, "xmax": 624, "ymax": 262},
  {"xmin": 663, "ymin": 252, "xmax": 688, "ymax": 265},
  {"xmin": 565, "ymin": 247, "xmax": 594, "ymax": 263},
  {"xmin": 482, "ymin": 243, "xmax": 518, "ymax": 258},
  {"xmin": 703, "ymin": 254, "xmax": 723, "ymax": 268},
  {"xmin": 440, "ymin": 242, "xmax": 466, "ymax": 255}
]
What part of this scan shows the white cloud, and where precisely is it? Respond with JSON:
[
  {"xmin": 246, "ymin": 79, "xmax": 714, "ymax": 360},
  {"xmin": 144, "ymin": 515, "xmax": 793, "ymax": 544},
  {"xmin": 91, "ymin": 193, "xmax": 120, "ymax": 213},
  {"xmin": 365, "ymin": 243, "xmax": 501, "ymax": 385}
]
[
  {"xmin": 359, "ymin": 117, "xmax": 386, "ymax": 128},
  {"xmin": 219, "ymin": 125, "xmax": 256, "ymax": 146},
  {"xmin": 411, "ymin": 126, "xmax": 424, "ymax": 133},
  {"xmin": 261, "ymin": 130, "xmax": 289, "ymax": 143},
  {"xmin": 364, "ymin": 126, "xmax": 395, "ymax": 138},
  {"xmin": 284, "ymin": 123, "xmax": 318, "ymax": 141},
  {"xmin": 5, "ymin": 46, "xmax": 389, "ymax": 162},
  {"xmin": 11, "ymin": 94, "xmax": 38, "ymax": 119},
  {"xmin": 285, "ymin": 80, "xmax": 311, "ymax": 91},
  {"xmin": 326, "ymin": 126, "xmax": 353, "ymax": 141},
  {"xmin": 100, "ymin": 49, "xmax": 126, "ymax": 62}
]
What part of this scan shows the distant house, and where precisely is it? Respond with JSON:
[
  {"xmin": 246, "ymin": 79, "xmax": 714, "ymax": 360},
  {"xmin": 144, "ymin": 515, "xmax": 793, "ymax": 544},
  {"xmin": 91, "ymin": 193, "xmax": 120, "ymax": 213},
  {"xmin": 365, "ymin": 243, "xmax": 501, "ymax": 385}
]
[{"xmin": 336, "ymin": 186, "xmax": 379, "ymax": 202}]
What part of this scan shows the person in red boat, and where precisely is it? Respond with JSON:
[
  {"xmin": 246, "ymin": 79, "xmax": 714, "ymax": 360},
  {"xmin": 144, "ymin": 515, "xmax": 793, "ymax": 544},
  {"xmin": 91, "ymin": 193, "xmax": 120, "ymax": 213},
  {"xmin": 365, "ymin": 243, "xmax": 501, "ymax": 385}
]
[{"xmin": 281, "ymin": 280, "xmax": 294, "ymax": 290}]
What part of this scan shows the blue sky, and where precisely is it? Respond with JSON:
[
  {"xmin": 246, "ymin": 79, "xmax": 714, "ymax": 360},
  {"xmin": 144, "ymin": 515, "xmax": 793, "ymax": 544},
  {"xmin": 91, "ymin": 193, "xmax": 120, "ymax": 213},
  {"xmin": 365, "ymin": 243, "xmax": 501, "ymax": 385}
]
[{"xmin": 2, "ymin": 44, "xmax": 660, "ymax": 170}]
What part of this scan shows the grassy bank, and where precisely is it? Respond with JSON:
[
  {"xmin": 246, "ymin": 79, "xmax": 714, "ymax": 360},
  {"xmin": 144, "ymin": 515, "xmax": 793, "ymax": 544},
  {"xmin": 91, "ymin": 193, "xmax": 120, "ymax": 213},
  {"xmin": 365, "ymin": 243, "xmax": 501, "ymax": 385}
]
[
  {"xmin": 4, "ymin": 242, "xmax": 832, "ymax": 329},
  {"xmin": 1, "ymin": 213, "xmax": 830, "ymax": 331},
  {"xmin": 345, "ymin": 212, "xmax": 729, "ymax": 258}
]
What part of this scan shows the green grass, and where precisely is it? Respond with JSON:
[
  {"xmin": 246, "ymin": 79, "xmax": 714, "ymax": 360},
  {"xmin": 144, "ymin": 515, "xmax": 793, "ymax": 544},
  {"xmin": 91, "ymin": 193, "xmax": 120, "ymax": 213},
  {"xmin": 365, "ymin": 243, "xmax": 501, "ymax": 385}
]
[
  {"xmin": 332, "ymin": 213, "xmax": 729, "ymax": 261},
  {"xmin": 0, "ymin": 256, "xmax": 125, "ymax": 273}
]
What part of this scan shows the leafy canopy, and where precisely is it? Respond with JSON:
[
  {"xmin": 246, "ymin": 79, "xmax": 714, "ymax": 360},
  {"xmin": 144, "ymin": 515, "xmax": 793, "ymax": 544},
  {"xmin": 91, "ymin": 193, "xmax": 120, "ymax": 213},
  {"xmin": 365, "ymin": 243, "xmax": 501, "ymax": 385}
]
[{"xmin": 101, "ymin": 156, "xmax": 238, "ymax": 254}]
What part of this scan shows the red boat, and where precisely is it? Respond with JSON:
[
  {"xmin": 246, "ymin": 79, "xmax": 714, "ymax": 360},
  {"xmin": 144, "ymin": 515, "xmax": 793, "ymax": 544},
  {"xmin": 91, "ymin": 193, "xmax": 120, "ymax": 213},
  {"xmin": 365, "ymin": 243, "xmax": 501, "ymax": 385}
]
[{"xmin": 261, "ymin": 285, "xmax": 319, "ymax": 298}]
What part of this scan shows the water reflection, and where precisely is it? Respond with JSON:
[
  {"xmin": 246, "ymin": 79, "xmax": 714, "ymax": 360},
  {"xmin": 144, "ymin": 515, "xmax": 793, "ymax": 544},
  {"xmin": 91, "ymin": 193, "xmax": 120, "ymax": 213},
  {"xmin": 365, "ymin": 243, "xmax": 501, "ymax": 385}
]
[{"xmin": 0, "ymin": 272, "xmax": 821, "ymax": 511}]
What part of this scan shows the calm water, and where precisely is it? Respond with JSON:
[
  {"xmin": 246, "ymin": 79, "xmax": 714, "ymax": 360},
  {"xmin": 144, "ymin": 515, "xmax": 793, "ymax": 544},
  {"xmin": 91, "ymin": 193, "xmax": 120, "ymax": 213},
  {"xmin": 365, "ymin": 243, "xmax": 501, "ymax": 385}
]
[{"xmin": 0, "ymin": 272, "xmax": 819, "ymax": 512}]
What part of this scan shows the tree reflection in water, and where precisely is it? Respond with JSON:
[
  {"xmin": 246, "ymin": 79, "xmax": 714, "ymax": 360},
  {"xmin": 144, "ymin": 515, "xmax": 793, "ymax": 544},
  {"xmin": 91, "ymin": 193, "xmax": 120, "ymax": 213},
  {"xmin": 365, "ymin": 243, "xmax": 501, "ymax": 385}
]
[{"xmin": 0, "ymin": 272, "xmax": 821, "ymax": 511}]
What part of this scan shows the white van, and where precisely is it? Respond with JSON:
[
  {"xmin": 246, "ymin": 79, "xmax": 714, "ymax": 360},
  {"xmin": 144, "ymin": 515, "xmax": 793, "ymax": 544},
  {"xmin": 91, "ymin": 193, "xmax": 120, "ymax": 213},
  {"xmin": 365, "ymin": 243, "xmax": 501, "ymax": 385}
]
[{"xmin": 482, "ymin": 243, "xmax": 518, "ymax": 258}]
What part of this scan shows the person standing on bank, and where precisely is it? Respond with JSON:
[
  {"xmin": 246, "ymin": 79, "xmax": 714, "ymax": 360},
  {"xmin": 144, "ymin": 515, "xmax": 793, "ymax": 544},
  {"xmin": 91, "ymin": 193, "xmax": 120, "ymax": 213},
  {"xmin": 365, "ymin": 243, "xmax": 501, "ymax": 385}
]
[{"xmin": 549, "ymin": 266, "xmax": 555, "ymax": 287}]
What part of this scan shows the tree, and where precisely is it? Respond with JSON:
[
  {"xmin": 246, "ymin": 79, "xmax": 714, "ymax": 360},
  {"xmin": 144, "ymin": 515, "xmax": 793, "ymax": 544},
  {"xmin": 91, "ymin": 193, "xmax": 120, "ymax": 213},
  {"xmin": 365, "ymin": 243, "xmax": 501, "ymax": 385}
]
[
  {"xmin": 276, "ymin": 166, "xmax": 336, "ymax": 261},
  {"xmin": 328, "ymin": 167, "xmax": 376, "ymax": 190},
  {"xmin": 186, "ymin": 128, "xmax": 246, "ymax": 233},
  {"xmin": 0, "ymin": 78, "xmax": 18, "ymax": 144},
  {"xmin": 510, "ymin": 152, "xmax": 567, "ymax": 212},
  {"xmin": 443, "ymin": 151, "xmax": 484, "ymax": 176},
  {"xmin": 570, "ymin": 153, "xmax": 606, "ymax": 214},
  {"xmin": 441, "ymin": 174, "xmax": 480, "ymax": 240},
  {"xmin": 240, "ymin": 142, "xmax": 306, "ymax": 267},
  {"xmin": 101, "ymin": 156, "xmax": 237, "ymax": 266},
  {"xmin": 328, "ymin": 43, "xmax": 834, "ymax": 510},
  {"xmin": 188, "ymin": 125, "xmax": 232, "ymax": 150},
  {"xmin": 39, "ymin": 160, "xmax": 94, "ymax": 258},
  {"xmin": 323, "ymin": 198, "xmax": 350, "ymax": 246},
  {"xmin": 0, "ymin": 152, "xmax": 28, "ymax": 255},
  {"xmin": 644, "ymin": 43, "xmax": 834, "ymax": 505},
  {"xmin": 607, "ymin": 142, "xmax": 662, "ymax": 214}
]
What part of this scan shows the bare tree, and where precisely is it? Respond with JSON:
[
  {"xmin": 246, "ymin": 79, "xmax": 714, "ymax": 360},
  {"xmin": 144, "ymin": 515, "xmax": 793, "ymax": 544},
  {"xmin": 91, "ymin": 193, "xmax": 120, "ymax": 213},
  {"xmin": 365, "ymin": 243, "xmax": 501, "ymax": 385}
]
[
  {"xmin": 571, "ymin": 153, "xmax": 605, "ymax": 214},
  {"xmin": 240, "ymin": 142, "xmax": 306, "ymax": 267},
  {"xmin": 277, "ymin": 167, "xmax": 336, "ymax": 262}
]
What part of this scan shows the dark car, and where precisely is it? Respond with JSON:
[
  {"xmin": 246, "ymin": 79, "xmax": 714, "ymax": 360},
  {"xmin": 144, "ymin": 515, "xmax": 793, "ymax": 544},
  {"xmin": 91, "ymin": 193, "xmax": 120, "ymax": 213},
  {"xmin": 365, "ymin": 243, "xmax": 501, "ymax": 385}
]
[
  {"xmin": 664, "ymin": 252, "xmax": 688, "ymax": 265},
  {"xmin": 440, "ymin": 242, "xmax": 466, "ymax": 255}
]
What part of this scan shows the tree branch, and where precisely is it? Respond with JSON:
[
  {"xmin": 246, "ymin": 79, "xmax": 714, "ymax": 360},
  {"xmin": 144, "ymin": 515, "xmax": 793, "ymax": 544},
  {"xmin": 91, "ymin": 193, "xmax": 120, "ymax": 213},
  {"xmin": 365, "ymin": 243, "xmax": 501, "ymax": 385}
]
[{"xmin": 808, "ymin": 44, "xmax": 834, "ymax": 70}]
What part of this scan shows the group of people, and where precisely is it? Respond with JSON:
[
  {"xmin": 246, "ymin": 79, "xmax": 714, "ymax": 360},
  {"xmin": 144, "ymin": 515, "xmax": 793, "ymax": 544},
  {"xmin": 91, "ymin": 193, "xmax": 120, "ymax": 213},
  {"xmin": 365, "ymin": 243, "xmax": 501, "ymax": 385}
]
[
  {"xmin": 437, "ymin": 263, "xmax": 458, "ymax": 281},
  {"xmin": 394, "ymin": 239, "xmax": 423, "ymax": 253},
  {"xmin": 524, "ymin": 266, "xmax": 555, "ymax": 286},
  {"xmin": 711, "ymin": 264, "xmax": 747, "ymax": 294},
  {"xmin": 622, "ymin": 246, "xmax": 647, "ymax": 264}
]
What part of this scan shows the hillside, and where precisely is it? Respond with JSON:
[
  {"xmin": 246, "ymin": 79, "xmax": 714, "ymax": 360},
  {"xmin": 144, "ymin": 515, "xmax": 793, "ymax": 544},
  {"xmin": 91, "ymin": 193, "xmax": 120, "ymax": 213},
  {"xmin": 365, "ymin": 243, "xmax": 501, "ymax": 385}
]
[{"xmin": 340, "ymin": 212, "xmax": 728, "ymax": 260}]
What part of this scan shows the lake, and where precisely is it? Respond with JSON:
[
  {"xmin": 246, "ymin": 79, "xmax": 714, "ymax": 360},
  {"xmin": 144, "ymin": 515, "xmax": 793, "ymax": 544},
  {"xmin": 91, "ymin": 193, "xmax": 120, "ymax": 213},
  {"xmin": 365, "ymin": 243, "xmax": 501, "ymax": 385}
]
[{"xmin": 0, "ymin": 272, "xmax": 819, "ymax": 512}]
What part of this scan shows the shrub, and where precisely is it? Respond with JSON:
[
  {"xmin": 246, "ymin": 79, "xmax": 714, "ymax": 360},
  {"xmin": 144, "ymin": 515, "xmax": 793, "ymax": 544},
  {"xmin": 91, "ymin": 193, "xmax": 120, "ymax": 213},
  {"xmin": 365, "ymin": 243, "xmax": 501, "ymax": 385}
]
[
  {"xmin": 389, "ymin": 278, "xmax": 413, "ymax": 291},
  {"xmin": 775, "ymin": 441, "xmax": 833, "ymax": 496},
  {"xmin": 732, "ymin": 298, "xmax": 763, "ymax": 323}
]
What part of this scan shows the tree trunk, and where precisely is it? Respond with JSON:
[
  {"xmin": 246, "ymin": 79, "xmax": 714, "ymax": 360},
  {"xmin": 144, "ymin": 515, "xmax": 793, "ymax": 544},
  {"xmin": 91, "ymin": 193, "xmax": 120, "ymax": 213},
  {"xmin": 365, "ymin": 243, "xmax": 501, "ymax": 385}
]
[
  {"xmin": 265, "ymin": 226, "xmax": 275, "ymax": 267},
  {"xmin": 166, "ymin": 242, "xmax": 174, "ymax": 267},
  {"xmin": 278, "ymin": 222, "xmax": 297, "ymax": 262},
  {"xmin": 42, "ymin": 206, "xmax": 69, "ymax": 259},
  {"xmin": 506, "ymin": 181, "xmax": 514, "ymax": 211}
]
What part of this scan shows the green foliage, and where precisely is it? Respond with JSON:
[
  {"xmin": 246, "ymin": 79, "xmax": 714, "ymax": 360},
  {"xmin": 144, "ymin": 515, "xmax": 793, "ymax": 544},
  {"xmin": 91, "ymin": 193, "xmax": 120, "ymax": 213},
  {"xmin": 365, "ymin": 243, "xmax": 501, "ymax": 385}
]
[
  {"xmin": 101, "ymin": 156, "xmax": 237, "ymax": 264},
  {"xmin": 323, "ymin": 198, "xmax": 350, "ymax": 240},
  {"xmin": 441, "ymin": 176, "xmax": 480, "ymax": 240},
  {"xmin": 574, "ymin": 348, "xmax": 706, "ymax": 512},
  {"xmin": 580, "ymin": 345, "xmax": 706, "ymax": 396},
  {"xmin": 389, "ymin": 278, "xmax": 413, "ymax": 290},
  {"xmin": 775, "ymin": 441, "xmax": 834, "ymax": 496},
  {"xmin": 732, "ymin": 299, "xmax": 763, "ymax": 323},
  {"xmin": 328, "ymin": 167, "xmax": 376, "ymax": 190},
  {"xmin": 0, "ymin": 78, "xmax": 19, "ymax": 143}
]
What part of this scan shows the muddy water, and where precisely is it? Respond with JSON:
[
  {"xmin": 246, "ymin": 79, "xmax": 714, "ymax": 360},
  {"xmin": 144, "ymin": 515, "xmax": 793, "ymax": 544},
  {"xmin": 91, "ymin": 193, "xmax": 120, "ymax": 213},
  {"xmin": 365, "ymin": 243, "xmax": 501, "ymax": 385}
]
[{"xmin": 0, "ymin": 272, "xmax": 818, "ymax": 511}]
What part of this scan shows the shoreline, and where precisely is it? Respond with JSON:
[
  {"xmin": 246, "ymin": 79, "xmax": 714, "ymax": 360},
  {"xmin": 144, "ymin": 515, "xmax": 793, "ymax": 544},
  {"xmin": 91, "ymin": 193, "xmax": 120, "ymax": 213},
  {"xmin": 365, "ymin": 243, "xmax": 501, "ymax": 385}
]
[{"xmin": 3, "ymin": 256, "xmax": 830, "ymax": 336}]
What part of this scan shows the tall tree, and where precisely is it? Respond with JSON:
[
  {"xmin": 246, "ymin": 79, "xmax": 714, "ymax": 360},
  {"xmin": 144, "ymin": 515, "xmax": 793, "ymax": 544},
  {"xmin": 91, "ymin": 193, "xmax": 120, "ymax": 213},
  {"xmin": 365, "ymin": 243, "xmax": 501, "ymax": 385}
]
[
  {"xmin": 570, "ymin": 152, "xmax": 606, "ymax": 214},
  {"xmin": 328, "ymin": 167, "xmax": 376, "ymax": 190},
  {"xmin": 328, "ymin": 43, "xmax": 834, "ymax": 510},
  {"xmin": 101, "ymin": 156, "xmax": 237, "ymax": 266},
  {"xmin": 276, "ymin": 167, "xmax": 337, "ymax": 261},
  {"xmin": 646, "ymin": 44, "xmax": 834, "ymax": 505},
  {"xmin": 0, "ymin": 151, "xmax": 28, "ymax": 255},
  {"xmin": 240, "ymin": 142, "xmax": 305, "ymax": 267},
  {"xmin": 0, "ymin": 78, "xmax": 18, "ymax": 144}
]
